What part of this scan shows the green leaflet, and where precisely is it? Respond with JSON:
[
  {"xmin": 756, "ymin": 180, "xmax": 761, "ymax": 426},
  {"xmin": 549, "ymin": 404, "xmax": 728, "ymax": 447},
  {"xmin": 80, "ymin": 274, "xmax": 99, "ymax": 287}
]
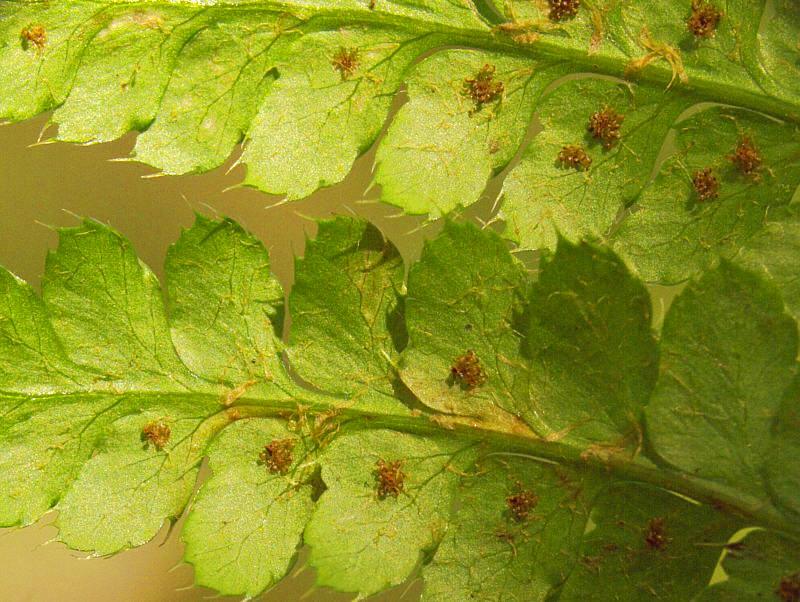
[
  {"xmin": 735, "ymin": 206, "xmax": 800, "ymax": 322},
  {"xmin": 521, "ymin": 238, "xmax": 658, "ymax": 448},
  {"xmin": 375, "ymin": 49, "xmax": 552, "ymax": 217},
  {"xmin": 612, "ymin": 106, "xmax": 800, "ymax": 283},
  {"xmin": 165, "ymin": 215, "xmax": 289, "ymax": 392},
  {"xmin": 559, "ymin": 483, "xmax": 739, "ymax": 601},
  {"xmin": 697, "ymin": 529, "xmax": 800, "ymax": 600},
  {"xmin": 0, "ymin": 215, "xmax": 799, "ymax": 599},
  {"xmin": 3, "ymin": 1, "xmax": 800, "ymax": 282},
  {"xmin": 763, "ymin": 375, "xmax": 800, "ymax": 519},
  {"xmin": 400, "ymin": 220, "xmax": 529, "ymax": 421},
  {"xmin": 288, "ymin": 218, "xmax": 408, "ymax": 413},
  {"xmin": 240, "ymin": 26, "xmax": 439, "ymax": 199},
  {"xmin": 502, "ymin": 76, "xmax": 688, "ymax": 251},
  {"xmin": 0, "ymin": 395, "xmax": 115, "ymax": 526},
  {"xmin": 182, "ymin": 418, "xmax": 317, "ymax": 596},
  {"xmin": 43, "ymin": 220, "xmax": 194, "ymax": 387},
  {"xmin": 305, "ymin": 429, "xmax": 476, "ymax": 596},
  {"xmin": 0, "ymin": 268, "xmax": 88, "ymax": 394},
  {"xmin": 645, "ymin": 262, "xmax": 798, "ymax": 499},
  {"xmin": 422, "ymin": 456, "xmax": 598, "ymax": 601},
  {"xmin": 54, "ymin": 396, "xmax": 223, "ymax": 553}
]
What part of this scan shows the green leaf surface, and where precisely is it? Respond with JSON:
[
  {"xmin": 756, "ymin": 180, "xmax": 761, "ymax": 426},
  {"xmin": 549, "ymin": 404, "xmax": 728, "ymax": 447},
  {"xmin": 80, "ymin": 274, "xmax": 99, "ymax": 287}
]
[
  {"xmin": 559, "ymin": 483, "xmax": 738, "ymax": 601},
  {"xmin": 0, "ymin": 215, "xmax": 798, "ymax": 599},
  {"xmin": 183, "ymin": 418, "xmax": 316, "ymax": 597},
  {"xmin": 305, "ymin": 429, "xmax": 476, "ymax": 596},
  {"xmin": 697, "ymin": 529, "xmax": 800, "ymax": 600},
  {"xmin": 0, "ymin": 395, "xmax": 115, "ymax": 526},
  {"xmin": 735, "ymin": 207, "xmax": 800, "ymax": 322},
  {"xmin": 3, "ymin": 0, "xmax": 800, "ymax": 282},
  {"xmin": 400, "ymin": 221, "xmax": 529, "ymax": 422},
  {"xmin": 375, "ymin": 49, "xmax": 550, "ymax": 217},
  {"xmin": 645, "ymin": 262, "xmax": 798, "ymax": 498},
  {"xmin": 42, "ymin": 220, "xmax": 193, "ymax": 387},
  {"xmin": 54, "ymin": 396, "xmax": 222, "ymax": 554},
  {"xmin": 422, "ymin": 456, "xmax": 597, "ymax": 602},
  {"xmin": 0, "ymin": 268, "xmax": 89, "ymax": 393},
  {"xmin": 502, "ymin": 77, "xmax": 688, "ymax": 251},
  {"xmin": 764, "ymin": 375, "xmax": 800, "ymax": 519},
  {"xmin": 288, "ymin": 218, "xmax": 407, "ymax": 413},
  {"xmin": 612, "ymin": 106, "xmax": 800, "ymax": 283},
  {"xmin": 165, "ymin": 215, "xmax": 288, "ymax": 392},
  {"xmin": 521, "ymin": 238, "xmax": 658, "ymax": 448}
]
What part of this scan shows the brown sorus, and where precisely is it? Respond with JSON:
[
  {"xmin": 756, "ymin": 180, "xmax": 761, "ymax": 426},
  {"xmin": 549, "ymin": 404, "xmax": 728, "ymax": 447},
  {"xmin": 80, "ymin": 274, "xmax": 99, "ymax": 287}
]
[
  {"xmin": 558, "ymin": 144, "xmax": 592, "ymax": 170},
  {"xmin": 687, "ymin": 0, "xmax": 722, "ymax": 39},
  {"xmin": 549, "ymin": 0, "xmax": 580, "ymax": 21},
  {"xmin": 464, "ymin": 64, "xmax": 504, "ymax": 108},
  {"xmin": 777, "ymin": 572, "xmax": 800, "ymax": 602},
  {"xmin": 141, "ymin": 420, "xmax": 171, "ymax": 451},
  {"xmin": 644, "ymin": 517, "xmax": 670, "ymax": 550},
  {"xmin": 588, "ymin": 106, "xmax": 624, "ymax": 149},
  {"xmin": 259, "ymin": 438, "xmax": 295, "ymax": 475},
  {"xmin": 375, "ymin": 459, "xmax": 405, "ymax": 499},
  {"xmin": 451, "ymin": 350, "xmax": 487, "ymax": 389},
  {"xmin": 692, "ymin": 167, "xmax": 720, "ymax": 201},
  {"xmin": 20, "ymin": 24, "xmax": 46, "ymax": 50},
  {"xmin": 729, "ymin": 136, "xmax": 762, "ymax": 176},
  {"xmin": 331, "ymin": 47, "xmax": 359, "ymax": 79},
  {"xmin": 506, "ymin": 488, "xmax": 538, "ymax": 522}
]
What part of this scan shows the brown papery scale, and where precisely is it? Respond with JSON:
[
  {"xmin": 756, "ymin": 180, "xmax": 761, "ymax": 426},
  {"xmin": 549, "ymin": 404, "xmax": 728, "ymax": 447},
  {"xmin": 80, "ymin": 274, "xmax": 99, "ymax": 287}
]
[
  {"xmin": 549, "ymin": 0, "xmax": 580, "ymax": 21},
  {"xmin": 259, "ymin": 438, "xmax": 295, "ymax": 474},
  {"xmin": 558, "ymin": 145, "xmax": 592, "ymax": 170},
  {"xmin": 375, "ymin": 459, "xmax": 405, "ymax": 499},
  {"xmin": 451, "ymin": 350, "xmax": 487, "ymax": 389},
  {"xmin": 687, "ymin": 0, "xmax": 722, "ymax": 39},
  {"xmin": 692, "ymin": 167, "xmax": 720, "ymax": 201},
  {"xmin": 141, "ymin": 420, "xmax": 171, "ymax": 451},
  {"xmin": 588, "ymin": 106, "xmax": 624, "ymax": 149}
]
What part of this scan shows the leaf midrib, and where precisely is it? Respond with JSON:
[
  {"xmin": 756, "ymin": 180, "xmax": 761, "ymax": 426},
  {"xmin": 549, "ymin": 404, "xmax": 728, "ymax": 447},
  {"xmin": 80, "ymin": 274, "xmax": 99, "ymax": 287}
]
[
  {"xmin": 27, "ymin": 0, "xmax": 800, "ymax": 121},
  {"xmin": 5, "ymin": 385, "xmax": 795, "ymax": 538}
]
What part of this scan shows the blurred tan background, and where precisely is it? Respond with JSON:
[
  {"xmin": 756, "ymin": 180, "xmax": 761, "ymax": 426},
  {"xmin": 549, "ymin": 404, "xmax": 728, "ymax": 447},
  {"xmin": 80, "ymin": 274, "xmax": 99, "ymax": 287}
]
[{"xmin": 0, "ymin": 114, "xmax": 491, "ymax": 602}]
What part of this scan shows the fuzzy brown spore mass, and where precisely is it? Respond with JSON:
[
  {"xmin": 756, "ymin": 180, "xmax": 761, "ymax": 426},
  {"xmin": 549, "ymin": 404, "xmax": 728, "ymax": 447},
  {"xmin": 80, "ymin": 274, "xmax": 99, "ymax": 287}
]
[
  {"xmin": 588, "ymin": 106, "xmax": 624, "ymax": 149},
  {"xmin": 506, "ymin": 488, "xmax": 539, "ymax": 522},
  {"xmin": 558, "ymin": 144, "xmax": 592, "ymax": 170},
  {"xmin": 332, "ymin": 47, "xmax": 359, "ymax": 79},
  {"xmin": 729, "ymin": 136, "xmax": 762, "ymax": 176},
  {"xmin": 687, "ymin": 0, "xmax": 722, "ymax": 38},
  {"xmin": 259, "ymin": 438, "xmax": 296, "ymax": 474},
  {"xmin": 451, "ymin": 350, "xmax": 488, "ymax": 389},
  {"xmin": 375, "ymin": 459, "xmax": 405, "ymax": 499},
  {"xmin": 141, "ymin": 420, "xmax": 171, "ymax": 450},
  {"xmin": 644, "ymin": 517, "xmax": 670, "ymax": 550},
  {"xmin": 549, "ymin": 0, "xmax": 580, "ymax": 21},
  {"xmin": 464, "ymin": 64, "xmax": 504, "ymax": 109},
  {"xmin": 692, "ymin": 167, "xmax": 720, "ymax": 201}
]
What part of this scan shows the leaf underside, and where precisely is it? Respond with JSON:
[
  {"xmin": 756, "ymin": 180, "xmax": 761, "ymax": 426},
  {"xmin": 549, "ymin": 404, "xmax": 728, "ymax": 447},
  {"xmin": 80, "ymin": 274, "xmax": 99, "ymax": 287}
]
[
  {"xmin": 0, "ymin": 212, "xmax": 798, "ymax": 600},
  {"xmin": 2, "ymin": 0, "xmax": 800, "ymax": 599},
  {"xmin": 2, "ymin": 0, "xmax": 800, "ymax": 283}
]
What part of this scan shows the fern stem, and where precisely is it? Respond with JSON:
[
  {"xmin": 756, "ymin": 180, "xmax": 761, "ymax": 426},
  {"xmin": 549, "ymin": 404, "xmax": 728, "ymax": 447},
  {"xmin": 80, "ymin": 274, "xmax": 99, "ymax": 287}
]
[{"xmin": 230, "ymin": 395, "xmax": 799, "ymax": 540}]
